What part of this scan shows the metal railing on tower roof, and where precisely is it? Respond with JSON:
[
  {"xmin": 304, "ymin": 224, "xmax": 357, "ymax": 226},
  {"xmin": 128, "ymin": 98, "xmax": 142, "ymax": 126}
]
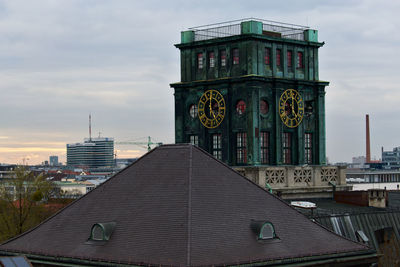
[{"xmin": 188, "ymin": 18, "xmax": 309, "ymax": 42}]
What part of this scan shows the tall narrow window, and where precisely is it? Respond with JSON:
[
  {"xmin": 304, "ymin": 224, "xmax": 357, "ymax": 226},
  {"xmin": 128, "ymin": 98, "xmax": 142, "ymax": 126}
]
[
  {"xmin": 283, "ymin": 132, "xmax": 291, "ymax": 164},
  {"xmin": 264, "ymin": 48, "xmax": 271, "ymax": 65},
  {"xmin": 297, "ymin": 52, "xmax": 304, "ymax": 68},
  {"xmin": 276, "ymin": 49, "xmax": 282, "ymax": 68},
  {"xmin": 260, "ymin": 100, "xmax": 269, "ymax": 115},
  {"xmin": 260, "ymin": 132, "xmax": 269, "ymax": 164},
  {"xmin": 209, "ymin": 52, "xmax": 215, "ymax": 68},
  {"xmin": 237, "ymin": 132, "xmax": 247, "ymax": 164},
  {"xmin": 305, "ymin": 133, "xmax": 312, "ymax": 164},
  {"xmin": 220, "ymin": 50, "xmax": 226, "ymax": 67},
  {"xmin": 197, "ymin": 53, "xmax": 203, "ymax": 69},
  {"xmin": 233, "ymin": 48, "xmax": 239, "ymax": 65},
  {"xmin": 287, "ymin": 50, "xmax": 293, "ymax": 69},
  {"xmin": 212, "ymin": 134, "xmax": 222, "ymax": 160},
  {"xmin": 236, "ymin": 100, "xmax": 246, "ymax": 115},
  {"xmin": 190, "ymin": 135, "xmax": 198, "ymax": 146}
]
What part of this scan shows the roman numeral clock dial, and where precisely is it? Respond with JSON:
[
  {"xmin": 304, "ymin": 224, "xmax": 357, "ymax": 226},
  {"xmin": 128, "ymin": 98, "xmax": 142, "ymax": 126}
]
[
  {"xmin": 198, "ymin": 90, "xmax": 226, "ymax": 129},
  {"xmin": 279, "ymin": 89, "xmax": 304, "ymax": 128}
]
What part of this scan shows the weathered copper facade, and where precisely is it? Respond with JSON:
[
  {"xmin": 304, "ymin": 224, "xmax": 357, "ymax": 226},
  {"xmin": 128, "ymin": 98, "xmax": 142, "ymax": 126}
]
[{"xmin": 171, "ymin": 20, "xmax": 329, "ymax": 166}]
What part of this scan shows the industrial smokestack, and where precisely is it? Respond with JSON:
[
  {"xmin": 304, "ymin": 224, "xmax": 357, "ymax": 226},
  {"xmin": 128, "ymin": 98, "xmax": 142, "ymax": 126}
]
[{"xmin": 366, "ymin": 114, "xmax": 371, "ymax": 163}]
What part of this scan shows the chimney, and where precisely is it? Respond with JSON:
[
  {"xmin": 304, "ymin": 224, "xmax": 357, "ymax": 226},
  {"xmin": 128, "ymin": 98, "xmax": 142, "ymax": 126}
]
[{"xmin": 366, "ymin": 114, "xmax": 371, "ymax": 163}]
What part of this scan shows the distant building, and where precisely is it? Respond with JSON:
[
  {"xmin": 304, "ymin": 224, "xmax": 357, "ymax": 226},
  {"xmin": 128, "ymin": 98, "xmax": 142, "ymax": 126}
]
[
  {"xmin": 55, "ymin": 180, "xmax": 96, "ymax": 197},
  {"xmin": 382, "ymin": 146, "xmax": 400, "ymax": 169},
  {"xmin": 352, "ymin": 156, "xmax": 366, "ymax": 168},
  {"xmin": 66, "ymin": 137, "xmax": 114, "ymax": 169},
  {"xmin": 0, "ymin": 165, "xmax": 17, "ymax": 179},
  {"xmin": 115, "ymin": 158, "xmax": 137, "ymax": 169},
  {"xmin": 49, "ymin": 156, "xmax": 59, "ymax": 166},
  {"xmin": 347, "ymin": 168, "xmax": 400, "ymax": 183},
  {"xmin": 346, "ymin": 156, "xmax": 367, "ymax": 169}
]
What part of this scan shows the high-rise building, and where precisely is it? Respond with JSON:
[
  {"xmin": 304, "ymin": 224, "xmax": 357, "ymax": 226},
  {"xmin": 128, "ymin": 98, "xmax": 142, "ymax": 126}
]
[
  {"xmin": 67, "ymin": 137, "xmax": 114, "ymax": 168},
  {"xmin": 49, "ymin": 156, "xmax": 59, "ymax": 166},
  {"xmin": 171, "ymin": 19, "xmax": 327, "ymax": 166}
]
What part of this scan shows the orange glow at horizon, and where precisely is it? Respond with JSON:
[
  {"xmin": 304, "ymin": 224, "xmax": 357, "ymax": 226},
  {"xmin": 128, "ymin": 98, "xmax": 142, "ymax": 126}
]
[{"xmin": 0, "ymin": 146, "xmax": 146, "ymax": 165}]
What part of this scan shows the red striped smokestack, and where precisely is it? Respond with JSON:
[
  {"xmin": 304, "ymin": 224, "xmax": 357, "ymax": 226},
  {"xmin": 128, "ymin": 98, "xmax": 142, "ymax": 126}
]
[{"xmin": 366, "ymin": 114, "xmax": 371, "ymax": 163}]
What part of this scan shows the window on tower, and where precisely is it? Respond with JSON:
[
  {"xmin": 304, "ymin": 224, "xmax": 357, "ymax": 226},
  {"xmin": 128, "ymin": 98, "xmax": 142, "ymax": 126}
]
[
  {"xmin": 236, "ymin": 132, "xmax": 247, "ymax": 164},
  {"xmin": 297, "ymin": 51, "xmax": 304, "ymax": 69},
  {"xmin": 305, "ymin": 133, "xmax": 312, "ymax": 164},
  {"xmin": 283, "ymin": 132, "xmax": 291, "ymax": 164},
  {"xmin": 220, "ymin": 50, "xmax": 226, "ymax": 67},
  {"xmin": 190, "ymin": 135, "xmax": 199, "ymax": 146},
  {"xmin": 209, "ymin": 52, "xmax": 215, "ymax": 68},
  {"xmin": 197, "ymin": 53, "xmax": 203, "ymax": 69},
  {"xmin": 260, "ymin": 100, "xmax": 269, "ymax": 115},
  {"xmin": 232, "ymin": 48, "xmax": 239, "ymax": 65},
  {"xmin": 189, "ymin": 104, "xmax": 198, "ymax": 118},
  {"xmin": 236, "ymin": 100, "xmax": 246, "ymax": 115},
  {"xmin": 260, "ymin": 132, "xmax": 269, "ymax": 164},
  {"xmin": 212, "ymin": 133, "xmax": 222, "ymax": 160},
  {"xmin": 264, "ymin": 47, "xmax": 271, "ymax": 66}
]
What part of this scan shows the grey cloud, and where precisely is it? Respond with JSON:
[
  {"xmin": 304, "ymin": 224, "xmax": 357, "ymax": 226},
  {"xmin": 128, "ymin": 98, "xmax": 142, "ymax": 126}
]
[{"xmin": 0, "ymin": 0, "xmax": 399, "ymax": 163}]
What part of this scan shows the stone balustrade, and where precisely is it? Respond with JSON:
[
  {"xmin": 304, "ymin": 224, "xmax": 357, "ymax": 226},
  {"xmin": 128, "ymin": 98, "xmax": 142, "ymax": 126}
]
[{"xmin": 234, "ymin": 165, "xmax": 349, "ymax": 199}]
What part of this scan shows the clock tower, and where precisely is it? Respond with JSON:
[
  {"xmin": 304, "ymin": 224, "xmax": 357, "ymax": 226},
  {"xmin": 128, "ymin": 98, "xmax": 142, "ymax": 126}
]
[
  {"xmin": 170, "ymin": 19, "xmax": 349, "ymax": 198},
  {"xmin": 171, "ymin": 19, "xmax": 328, "ymax": 167}
]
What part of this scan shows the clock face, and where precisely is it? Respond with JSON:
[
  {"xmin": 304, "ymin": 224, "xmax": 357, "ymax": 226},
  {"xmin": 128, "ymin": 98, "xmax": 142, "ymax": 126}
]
[
  {"xmin": 198, "ymin": 90, "xmax": 226, "ymax": 128},
  {"xmin": 279, "ymin": 89, "xmax": 304, "ymax": 128}
]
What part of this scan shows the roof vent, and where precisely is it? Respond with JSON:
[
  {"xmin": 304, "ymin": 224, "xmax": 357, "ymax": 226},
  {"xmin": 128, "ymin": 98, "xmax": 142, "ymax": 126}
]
[
  {"xmin": 251, "ymin": 220, "xmax": 278, "ymax": 240},
  {"xmin": 89, "ymin": 222, "xmax": 116, "ymax": 241}
]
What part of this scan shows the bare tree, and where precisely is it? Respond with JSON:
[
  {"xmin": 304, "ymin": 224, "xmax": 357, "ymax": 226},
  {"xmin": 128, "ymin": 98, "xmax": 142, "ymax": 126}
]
[{"xmin": 0, "ymin": 166, "xmax": 55, "ymax": 241}]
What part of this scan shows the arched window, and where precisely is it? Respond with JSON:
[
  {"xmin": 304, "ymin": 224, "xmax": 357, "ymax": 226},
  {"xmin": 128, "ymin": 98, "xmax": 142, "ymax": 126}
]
[
  {"xmin": 260, "ymin": 100, "xmax": 269, "ymax": 115},
  {"xmin": 189, "ymin": 104, "xmax": 198, "ymax": 118},
  {"xmin": 260, "ymin": 223, "xmax": 275, "ymax": 239},
  {"xmin": 251, "ymin": 220, "xmax": 277, "ymax": 240},
  {"xmin": 236, "ymin": 100, "xmax": 246, "ymax": 115},
  {"xmin": 89, "ymin": 222, "xmax": 116, "ymax": 241},
  {"xmin": 91, "ymin": 224, "xmax": 104, "ymax": 240}
]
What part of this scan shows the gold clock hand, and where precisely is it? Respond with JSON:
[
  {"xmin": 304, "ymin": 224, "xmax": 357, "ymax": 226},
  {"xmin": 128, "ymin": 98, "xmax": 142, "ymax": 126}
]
[
  {"xmin": 209, "ymin": 93, "xmax": 217, "ymax": 119},
  {"xmin": 209, "ymin": 93, "xmax": 212, "ymax": 117}
]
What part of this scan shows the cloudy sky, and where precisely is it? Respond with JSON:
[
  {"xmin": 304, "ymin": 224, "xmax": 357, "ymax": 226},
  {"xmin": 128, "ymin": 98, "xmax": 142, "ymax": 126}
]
[{"xmin": 0, "ymin": 0, "xmax": 399, "ymax": 164}]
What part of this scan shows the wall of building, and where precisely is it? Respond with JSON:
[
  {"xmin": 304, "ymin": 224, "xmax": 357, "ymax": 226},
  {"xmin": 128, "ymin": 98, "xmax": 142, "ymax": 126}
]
[
  {"xmin": 172, "ymin": 20, "xmax": 328, "ymax": 167},
  {"xmin": 382, "ymin": 146, "xmax": 400, "ymax": 169},
  {"xmin": 66, "ymin": 137, "xmax": 114, "ymax": 168}
]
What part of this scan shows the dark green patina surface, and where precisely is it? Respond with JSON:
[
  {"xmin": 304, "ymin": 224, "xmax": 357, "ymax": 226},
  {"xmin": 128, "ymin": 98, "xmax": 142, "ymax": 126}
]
[{"xmin": 171, "ymin": 20, "xmax": 329, "ymax": 166}]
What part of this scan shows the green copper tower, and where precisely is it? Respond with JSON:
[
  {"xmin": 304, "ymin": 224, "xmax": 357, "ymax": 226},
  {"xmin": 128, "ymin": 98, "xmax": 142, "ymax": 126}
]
[{"xmin": 170, "ymin": 19, "xmax": 328, "ymax": 167}]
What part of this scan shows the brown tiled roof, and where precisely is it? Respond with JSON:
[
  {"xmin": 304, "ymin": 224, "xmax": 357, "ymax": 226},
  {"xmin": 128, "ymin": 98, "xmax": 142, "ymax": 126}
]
[{"xmin": 0, "ymin": 144, "xmax": 376, "ymax": 266}]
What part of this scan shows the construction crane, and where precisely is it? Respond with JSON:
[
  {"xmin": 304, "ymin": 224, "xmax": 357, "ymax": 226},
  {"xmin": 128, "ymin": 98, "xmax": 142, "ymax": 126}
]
[{"xmin": 116, "ymin": 136, "xmax": 163, "ymax": 151}]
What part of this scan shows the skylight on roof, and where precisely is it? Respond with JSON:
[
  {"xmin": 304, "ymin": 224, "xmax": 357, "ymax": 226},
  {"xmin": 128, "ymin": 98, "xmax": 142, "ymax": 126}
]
[
  {"xmin": 260, "ymin": 223, "xmax": 275, "ymax": 239},
  {"xmin": 251, "ymin": 220, "xmax": 278, "ymax": 241},
  {"xmin": 89, "ymin": 222, "xmax": 116, "ymax": 242}
]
